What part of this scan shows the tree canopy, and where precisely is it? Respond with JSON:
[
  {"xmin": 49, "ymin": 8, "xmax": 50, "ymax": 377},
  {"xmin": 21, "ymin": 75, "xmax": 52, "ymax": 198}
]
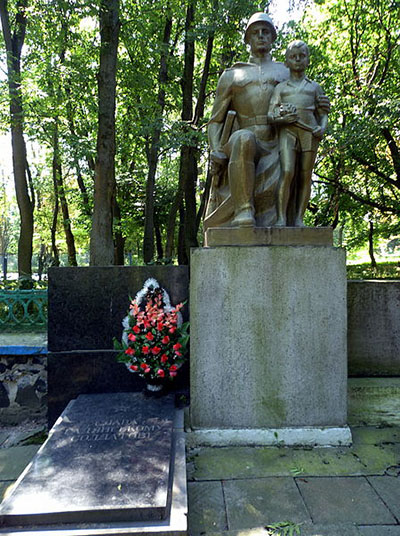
[{"xmin": 0, "ymin": 0, "xmax": 399, "ymax": 273}]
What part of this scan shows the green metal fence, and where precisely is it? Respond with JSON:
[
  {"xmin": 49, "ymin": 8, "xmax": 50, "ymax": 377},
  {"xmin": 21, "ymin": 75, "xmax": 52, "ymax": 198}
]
[{"xmin": 0, "ymin": 290, "xmax": 48, "ymax": 331}]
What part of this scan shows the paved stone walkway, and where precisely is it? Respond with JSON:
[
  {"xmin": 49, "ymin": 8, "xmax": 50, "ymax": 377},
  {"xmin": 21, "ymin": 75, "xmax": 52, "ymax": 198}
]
[
  {"xmin": 0, "ymin": 421, "xmax": 399, "ymax": 535},
  {"xmin": 187, "ymin": 426, "xmax": 400, "ymax": 536}
]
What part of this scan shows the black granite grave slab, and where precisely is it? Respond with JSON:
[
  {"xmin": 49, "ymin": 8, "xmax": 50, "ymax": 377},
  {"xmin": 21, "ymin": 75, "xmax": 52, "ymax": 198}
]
[
  {"xmin": 0, "ymin": 392, "xmax": 175, "ymax": 526},
  {"xmin": 48, "ymin": 266, "xmax": 189, "ymax": 352}
]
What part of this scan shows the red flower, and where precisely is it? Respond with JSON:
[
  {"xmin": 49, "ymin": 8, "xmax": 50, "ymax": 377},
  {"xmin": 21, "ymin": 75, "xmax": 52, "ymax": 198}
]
[
  {"xmin": 133, "ymin": 325, "xmax": 140, "ymax": 334},
  {"xmin": 142, "ymin": 346, "xmax": 150, "ymax": 354},
  {"xmin": 157, "ymin": 322, "xmax": 164, "ymax": 331},
  {"xmin": 140, "ymin": 363, "xmax": 148, "ymax": 370},
  {"xmin": 128, "ymin": 333, "xmax": 136, "ymax": 342},
  {"xmin": 169, "ymin": 364, "xmax": 178, "ymax": 372},
  {"xmin": 169, "ymin": 326, "xmax": 176, "ymax": 334},
  {"xmin": 145, "ymin": 332, "xmax": 154, "ymax": 341},
  {"xmin": 129, "ymin": 365, "xmax": 138, "ymax": 371},
  {"xmin": 125, "ymin": 347, "xmax": 135, "ymax": 355},
  {"xmin": 157, "ymin": 369, "xmax": 165, "ymax": 378},
  {"xmin": 161, "ymin": 354, "xmax": 168, "ymax": 363},
  {"xmin": 144, "ymin": 367, "xmax": 150, "ymax": 373},
  {"xmin": 173, "ymin": 342, "xmax": 182, "ymax": 351},
  {"xmin": 161, "ymin": 335, "xmax": 170, "ymax": 344},
  {"xmin": 151, "ymin": 346, "xmax": 161, "ymax": 355},
  {"xmin": 175, "ymin": 351, "xmax": 182, "ymax": 356},
  {"xmin": 170, "ymin": 371, "xmax": 177, "ymax": 377},
  {"xmin": 144, "ymin": 320, "xmax": 151, "ymax": 329}
]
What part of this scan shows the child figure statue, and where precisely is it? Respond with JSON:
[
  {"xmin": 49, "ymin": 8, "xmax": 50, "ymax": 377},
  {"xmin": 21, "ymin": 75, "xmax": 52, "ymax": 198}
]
[{"xmin": 269, "ymin": 40, "xmax": 329, "ymax": 227}]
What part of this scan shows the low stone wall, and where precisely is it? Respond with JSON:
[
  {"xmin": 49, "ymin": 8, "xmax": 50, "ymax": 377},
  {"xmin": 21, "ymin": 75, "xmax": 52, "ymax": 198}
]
[
  {"xmin": 348, "ymin": 281, "xmax": 400, "ymax": 376},
  {"xmin": 0, "ymin": 347, "xmax": 47, "ymax": 424}
]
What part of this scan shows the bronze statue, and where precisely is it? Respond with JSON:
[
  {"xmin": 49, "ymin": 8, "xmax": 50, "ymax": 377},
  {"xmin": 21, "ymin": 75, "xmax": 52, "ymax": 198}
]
[
  {"xmin": 269, "ymin": 41, "xmax": 328, "ymax": 227},
  {"xmin": 205, "ymin": 13, "xmax": 329, "ymax": 230}
]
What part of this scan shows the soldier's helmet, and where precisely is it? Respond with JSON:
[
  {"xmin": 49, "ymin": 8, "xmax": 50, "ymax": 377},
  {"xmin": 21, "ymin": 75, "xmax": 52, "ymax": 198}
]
[{"xmin": 244, "ymin": 12, "xmax": 277, "ymax": 44}]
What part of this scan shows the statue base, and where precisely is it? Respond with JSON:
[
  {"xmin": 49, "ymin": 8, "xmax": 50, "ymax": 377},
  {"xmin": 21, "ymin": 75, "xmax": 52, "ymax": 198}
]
[
  {"xmin": 189, "ymin": 245, "xmax": 349, "ymax": 445},
  {"xmin": 186, "ymin": 426, "xmax": 352, "ymax": 447},
  {"xmin": 204, "ymin": 226, "xmax": 333, "ymax": 247}
]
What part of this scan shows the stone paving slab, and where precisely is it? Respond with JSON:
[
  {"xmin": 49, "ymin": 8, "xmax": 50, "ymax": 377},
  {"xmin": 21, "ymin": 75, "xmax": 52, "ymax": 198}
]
[
  {"xmin": 296, "ymin": 476, "xmax": 397, "ymax": 525},
  {"xmin": 359, "ymin": 527, "xmax": 400, "ymax": 536},
  {"xmin": 351, "ymin": 426, "xmax": 400, "ymax": 445},
  {"xmin": 0, "ymin": 333, "xmax": 47, "ymax": 347},
  {"xmin": 367, "ymin": 476, "xmax": 400, "ymax": 521},
  {"xmin": 299, "ymin": 524, "xmax": 362, "ymax": 535},
  {"xmin": 188, "ymin": 445, "xmax": 376, "ymax": 481},
  {"xmin": 223, "ymin": 477, "xmax": 311, "ymax": 529},
  {"xmin": 199, "ymin": 523, "xmax": 362, "ymax": 535},
  {"xmin": 351, "ymin": 443, "xmax": 400, "ymax": 474},
  {"xmin": 188, "ymin": 481, "xmax": 227, "ymax": 534},
  {"xmin": 0, "ymin": 445, "xmax": 40, "ymax": 480}
]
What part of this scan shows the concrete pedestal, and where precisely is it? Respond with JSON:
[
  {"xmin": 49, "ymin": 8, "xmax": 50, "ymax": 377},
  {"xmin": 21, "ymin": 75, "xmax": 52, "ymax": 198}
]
[{"xmin": 189, "ymin": 245, "xmax": 350, "ymax": 446}]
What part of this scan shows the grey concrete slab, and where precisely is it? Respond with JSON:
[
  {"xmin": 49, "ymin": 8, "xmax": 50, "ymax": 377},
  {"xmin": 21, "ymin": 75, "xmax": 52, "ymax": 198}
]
[
  {"xmin": 300, "ymin": 524, "xmax": 362, "ymax": 535},
  {"xmin": 187, "ymin": 481, "xmax": 227, "ymax": 534},
  {"xmin": 0, "ymin": 446, "xmax": 39, "ymax": 480},
  {"xmin": 359, "ymin": 527, "xmax": 400, "ymax": 536},
  {"xmin": 0, "ymin": 433, "xmax": 9, "ymax": 447},
  {"xmin": 296, "ymin": 477, "xmax": 396, "ymax": 525},
  {"xmin": 188, "ymin": 445, "xmax": 368, "ymax": 481},
  {"xmin": 223, "ymin": 477, "xmax": 311, "ymax": 529},
  {"xmin": 367, "ymin": 476, "xmax": 400, "ymax": 521},
  {"xmin": 348, "ymin": 378, "xmax": 400, "ymax": 426},
  {"xmin": 0, "ymin": 333, "xmax": 47, "ymax": 347},
  {"xmin": 351, "ymin": 443, "xmax": 400, "ymax": 474},
  {"xmin": 206, "ymin": 526, "xmax": 362, "ymax": 536},
  {"xmin": 351, "ymin": 426, "xmax": 400, "ymax": 445}
]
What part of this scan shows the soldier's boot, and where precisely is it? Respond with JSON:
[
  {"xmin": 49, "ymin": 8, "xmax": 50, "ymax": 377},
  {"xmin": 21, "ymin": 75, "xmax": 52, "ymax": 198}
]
[{"xmin": 229, "ymin": 160, "xmax": 256, "ymax": 227}]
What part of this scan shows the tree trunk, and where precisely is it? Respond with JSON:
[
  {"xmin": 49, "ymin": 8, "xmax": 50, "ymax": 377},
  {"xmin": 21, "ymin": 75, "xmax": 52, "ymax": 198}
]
[
  {"xmin": 52, "ymin": 120, "xmax": 77, "ymax": 266},
  {"xmin": 154, "ymin": 213, "xmax": 163, "ymax": 261},
  {"xmin": 90, "ymin": 0, "xmax": 120, "ymax": 266},
  {"xmin": 165, "ymin": 186, "xmax": 183, "ymax": 260},
  {"xmin": 142, "ymin": 16, "xmax": 172, "ymax": 264},
  {"xmin": 177, "ymin": 202, "xmax": 188, "ymax": 265},
  {"xmin": 368, "ymin": 219, "xmax": 377, "ymax": 268},
  {"xmin": 50, "ymin": 165, "xmax": 60, "ymax": 267},
  {"xmin": 0, "ymin": 0, "xmax": 33, "ymax": 278},
  {"xmin": 113, "ymin": 197, "xmax": 125, "ymax": 265},
  {"xmin": 65, "ymin": 90, "xmax": 92, "ymax": 216},
  {"xmin": 165, "ymin": 14, "xmax": 214, "ymax": 258},
  {"xmin": 180, "ymin": 2, "xmax": 198, "ymax": 260}
]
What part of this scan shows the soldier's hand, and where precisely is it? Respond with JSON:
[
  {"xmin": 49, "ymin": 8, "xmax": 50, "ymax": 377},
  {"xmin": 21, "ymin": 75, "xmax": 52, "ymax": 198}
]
[
  {"xmin": 276, "ymin": 112, "xmax": 298, "ymax": 125},
  {"xmin": 210, "ymin": 150, "xmax": 228, "ymax": 175},
  {"xmin": 317, "ymin": 95, "xmax": 331, "ymax": 114},
  {"xmin": 312, "ymin": 126, "xmax": 325, "ymax": 139}
]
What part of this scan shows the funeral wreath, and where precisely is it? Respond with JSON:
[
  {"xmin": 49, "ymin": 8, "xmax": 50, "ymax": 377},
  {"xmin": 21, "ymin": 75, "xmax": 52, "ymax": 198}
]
[{"xmin": 114, "ymin": 278, "xmax": 189, "ymax": 384}]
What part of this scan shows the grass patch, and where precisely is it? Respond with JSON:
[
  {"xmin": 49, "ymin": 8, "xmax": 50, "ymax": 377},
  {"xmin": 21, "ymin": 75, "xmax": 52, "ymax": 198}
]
[{"xmin": 347, "ymin": 261, "xmax": 400, "ymax": 280}]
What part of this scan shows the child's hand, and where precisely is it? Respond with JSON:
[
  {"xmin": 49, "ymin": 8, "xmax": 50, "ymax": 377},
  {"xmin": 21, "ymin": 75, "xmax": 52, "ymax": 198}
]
[{"xmin": 312, "ymin": 126, "xmax": 325, "ymax": 139}]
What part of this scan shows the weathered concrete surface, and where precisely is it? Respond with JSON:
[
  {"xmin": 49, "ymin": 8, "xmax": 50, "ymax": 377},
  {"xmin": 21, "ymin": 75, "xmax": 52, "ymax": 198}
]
[
  {"xmin": 297, "ymin": 476, "xmax": 397, "ymax": 525},
  {"xmin": 187, "ymin": 425, "xmax": 400, "ymax": 535},
  {"xmin": 0, "ymin": 446, "xmax": 40, "ymax": 480},
  {"xmin": 348, "ymin": 378, "xmax": 400, "ymax": 426},
  {"xmin": 348, "ymin": 281, "xmax": 400, "ymax": 376},
  {"xmin": 190, "ymin": 246, "xmax": 347, "ymax": 430}
]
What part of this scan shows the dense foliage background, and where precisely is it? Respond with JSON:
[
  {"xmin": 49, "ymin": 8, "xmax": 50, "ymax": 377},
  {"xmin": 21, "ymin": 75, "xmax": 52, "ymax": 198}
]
[{"xmin": 0, "ymin": 0, "xmax": 399, "ymax": 277}]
